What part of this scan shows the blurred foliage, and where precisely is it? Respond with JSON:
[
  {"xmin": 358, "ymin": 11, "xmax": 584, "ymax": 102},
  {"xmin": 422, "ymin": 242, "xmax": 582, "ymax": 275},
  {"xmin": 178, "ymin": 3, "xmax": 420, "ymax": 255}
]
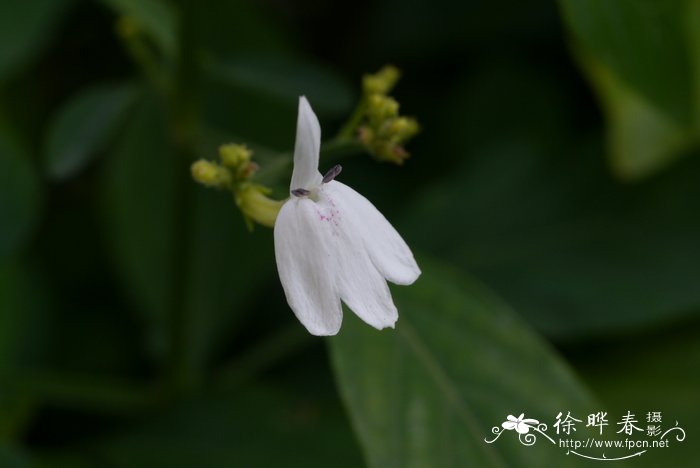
[{"xmin": 0, "ymin": 0, "xmax": 697, "ymax": 467}]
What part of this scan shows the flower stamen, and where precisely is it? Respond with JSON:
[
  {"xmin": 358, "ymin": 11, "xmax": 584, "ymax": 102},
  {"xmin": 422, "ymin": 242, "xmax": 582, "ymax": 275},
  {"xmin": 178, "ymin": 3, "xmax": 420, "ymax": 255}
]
[
  {"xmin": 291, "ymin": 188, "xmax": 311, "ymax": 197},
  {"xmin": 322, "ymin": 164, "xmax": 342, "ymax": 183}
]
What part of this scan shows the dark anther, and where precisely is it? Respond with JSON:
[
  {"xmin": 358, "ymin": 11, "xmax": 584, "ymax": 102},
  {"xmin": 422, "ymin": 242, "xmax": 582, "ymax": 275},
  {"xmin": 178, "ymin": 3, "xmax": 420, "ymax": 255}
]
[
  {"xmin": 291, "ymin": 188, "xmax": 310, "ymax": 197},
  {"xmin": 322, "ymin": 164, "xmax": 343, "ymax": 184}
]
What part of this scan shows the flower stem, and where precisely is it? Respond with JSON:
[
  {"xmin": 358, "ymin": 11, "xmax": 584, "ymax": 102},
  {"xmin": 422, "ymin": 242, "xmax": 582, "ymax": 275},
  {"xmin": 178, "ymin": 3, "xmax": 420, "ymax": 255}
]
[{"xmin": 335, "ymin": 97, "xmax": 367, "ymax": 140}]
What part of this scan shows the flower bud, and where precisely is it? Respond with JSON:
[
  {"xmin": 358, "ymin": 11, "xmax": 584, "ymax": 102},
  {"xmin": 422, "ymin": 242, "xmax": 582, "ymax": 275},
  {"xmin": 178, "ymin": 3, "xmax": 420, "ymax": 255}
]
[
  {"xmin": 236, "ymin": 183, "xmax": 284, "ymax": 228},
  {"xmin": 363, "ymin": 65, "xmax": 401, "ymax": 95},
  {"xmin": 191, "ymin": 159, "xmax": 231, "ymax": 188},
  {"xmin": 219, "ymin": 143, "xmax": 252, "ymax": 169}
]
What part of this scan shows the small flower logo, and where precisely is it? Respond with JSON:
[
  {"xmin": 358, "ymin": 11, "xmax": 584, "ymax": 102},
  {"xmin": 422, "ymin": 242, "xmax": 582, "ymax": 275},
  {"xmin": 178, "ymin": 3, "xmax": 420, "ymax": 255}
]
[{"xmin": 502, "ymin": 414, "xmax": 540, "ymax": 434}]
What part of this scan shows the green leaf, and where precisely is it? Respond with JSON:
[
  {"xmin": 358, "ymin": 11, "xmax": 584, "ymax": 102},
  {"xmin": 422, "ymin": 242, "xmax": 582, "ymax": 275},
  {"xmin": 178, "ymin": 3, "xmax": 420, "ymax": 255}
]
[
  {"xmin": 405, "ymin": 139, "xmax": 700, "ymax": 338},
  {"xmin": 330, "ymin": 256, "xmax": 596, "ymax": 468},
  {"xmin": 0, "ymin": 446, "xmax": 30, "ymax": 468},
  {"xmin": 559, "ymin": 0, "xmax": 693, "ymax": 124},
  {"xmin": 0, "ymin": 129, "xmax": 41, "ymax": 259},
  {"xmin": 101, "ymin": 92, "xmax": 176, "ymax": 361},
  {"xmin": 44, "ymin": 82, "xmax": 136, "ymax": 180},
  {"xmin": 102, "ymin": 93, "xmax": 275, "ymax": 373},
  {"xmin": 206, "ymin": 55, "xmax": 354, "ymax": 116},
  {"xmin": 582, "ymin": 55, "xmax": 694, "ymax": 179},
  {"xmin": 179, "ymin": 186, "xmax": 275, "ymax": 383},
  {"xmin": 403, "ymin": 62, "xmax": 700, "ymax": 338},
  {"xmin": 100, "ymin": 0, "xmax": 177, "ymax": 58},
  {"xmin": 0, "ymin": 0, "xmax": 73, "ymax": 82},
  {"xmin": 558, "ymin": 0, "xmax": 700, "ymax": 179},
  {"xmin": 0, "ymin": 261, "xmax": 49, "ymax": 440}
]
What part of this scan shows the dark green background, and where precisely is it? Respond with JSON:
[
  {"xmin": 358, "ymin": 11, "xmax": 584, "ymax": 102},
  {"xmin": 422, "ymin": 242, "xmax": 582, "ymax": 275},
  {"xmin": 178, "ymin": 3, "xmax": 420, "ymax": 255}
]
[{"xmin": 0, "ymin": 0, "xmax": 697, "ymax": 466}]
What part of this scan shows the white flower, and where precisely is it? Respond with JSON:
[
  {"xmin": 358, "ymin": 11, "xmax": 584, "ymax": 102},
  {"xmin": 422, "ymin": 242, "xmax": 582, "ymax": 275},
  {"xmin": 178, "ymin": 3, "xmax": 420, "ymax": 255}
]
[
  {"xmin": 273, "ymin": 97, "xmax": 421, "ymax": 336},
  {"xmin": 502, "ymin": 414, "xmax": 540, "ymax": 434}
]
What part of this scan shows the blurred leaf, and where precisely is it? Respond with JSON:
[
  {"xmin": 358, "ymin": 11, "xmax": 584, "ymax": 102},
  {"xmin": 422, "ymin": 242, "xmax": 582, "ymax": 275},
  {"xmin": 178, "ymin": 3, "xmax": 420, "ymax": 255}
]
[
  {"xmin": 180, "ymin": 186, "xmax": 275, "ymax": 382},
  {"xmin": 0, "ymin": 446, "xmax": 30, "ymax": 468},
  {"xmin": 559, "ymin": 0, "xmax": 692, "ymax": 124},
  {"xmin": 582, "ymin": 55, "xmax": 694, "ymax": 179},
  {"xmin": 330, "ymin": 256, "xmax": 596, "ymax": 468},
  {"xmin": 406, "ymin": 139, "xmax": 700, "ymax": 338},
  {"xmin": 102, "ymin": 92, "xmax": 176, "ymax": 360},
  {"xmin": 0, "ymin": 129, "xmax": 41, "ymax": 259},
  {"xmin": 206, "ymin": 55, "xmax": 354, "ymax": 116},
  {"xmin": 44, "ymin": 82, "xmax": 136, "ymax": 180},
  {"xmin": 559, "ymin": 0, "xmax": 700, "ymax": 179},
  {"xmin": 100, "ymin": 0, "xmax": 177, "ymax": 58},
  {"xmin": 404, "ymin": 63, "xmax": 700, "ymax": 339},
  {"xmin": 574, "ymin": 321, "xmax": 700, "ymax": 466},
  {"xmin": 0, "ymin": 262, "xmax": 50, "ymax": 372},
  {"xmin": 0, "ymin": 0, "xmax": 74, "ymax": 82},
  {"xmin": 42, "ymin": 387, "xmax": 363, "ymax": 468},
  {"xmin": 0, "ymin": 261, "xmax": 49, "ymax": 440}
]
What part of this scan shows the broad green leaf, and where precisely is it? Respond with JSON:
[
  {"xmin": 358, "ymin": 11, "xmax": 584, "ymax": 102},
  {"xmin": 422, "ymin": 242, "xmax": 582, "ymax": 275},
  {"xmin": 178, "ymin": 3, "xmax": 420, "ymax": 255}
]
[
  {"xmin": 405, "ymin": 139, "xmax": 700, "ymax": 338},
  {"xmin": 582, "ymin": 55, "xmax": 694, "ymax": 179},
  {"xmin": 102, "ymin": 93, "xmax": 176, "ymax": 361},
  {"xmin": 44, "ymin": 82, "xmax": 136, "ymax": 180},
  {"xmin": 330, "ymin": 257, "xmax": 597, "ymax": 468},
  {"xmin": 558, "ymin": 0, "xmax": 700, "ymax": 179},
  {"xmin": 100, "ymin": 0, "xmax": 177, "ymax": 58},
  {"xmin": 206, "ymin": 55, "xmax": 354, "ymax": 116},
  {"xmin": 559, "ymin": 0, "xmax": 693, "ymax": 125},
  {"xmin": 0, "ymin": 0, "xmax": 73, "ymax": 82},
  {"xmin": 402, "ymin": 62, "xmax": 700, "ymax": 338},
  {"xmin": 102, "ymin": 93, "xmax": 275, "ymax": 373},
  {"xmin": 0, "ymin": 129, "xmax": 41, "ymax": 259}
]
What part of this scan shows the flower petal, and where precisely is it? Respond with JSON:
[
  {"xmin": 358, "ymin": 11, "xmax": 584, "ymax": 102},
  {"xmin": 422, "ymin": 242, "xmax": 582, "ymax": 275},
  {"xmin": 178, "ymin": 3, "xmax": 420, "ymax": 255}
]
[
  {"xmin": 325, "ymin": 181, "xmax": 420, "ymax": 285},
  {"xmin": 502, "ymin": 421, "xmax": 517, "ymax": 430},
  {"xmin": 274, "ymin": 198, "xmax": 342, "ymax": 335},
  {"xmin": 290, "ymin": 96, "xmax": 323, "ymax": 192},
  {"xmin": 313, "ymin": 185, "xmax": 398, "ymax": 330}
]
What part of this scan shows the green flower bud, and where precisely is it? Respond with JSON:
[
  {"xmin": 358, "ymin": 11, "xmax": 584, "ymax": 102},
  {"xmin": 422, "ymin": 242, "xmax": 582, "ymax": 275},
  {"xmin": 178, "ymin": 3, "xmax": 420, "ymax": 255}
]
[
  {"xmin": 363, "ymin": 65, "xmax": 401, "ymax": 95},
  {"xmin": 219, "ymin": 143, "xmax": 252, "ymax": 169},
  {"xmin": 191, "ymin": 159, "xmax": 231, "ymax": 188}
]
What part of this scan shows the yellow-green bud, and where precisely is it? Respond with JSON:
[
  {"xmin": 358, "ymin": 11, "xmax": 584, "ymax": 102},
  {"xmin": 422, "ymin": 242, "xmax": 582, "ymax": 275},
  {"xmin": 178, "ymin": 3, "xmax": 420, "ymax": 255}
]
[
  {"xmin": 191, "ymin": 159, "xmax": 231, "ymax": 188},
  {"xmin": 363, "ymin": 65, "xmax": 401, "ymax": 95},
  {"xmin": 219, "ymin": 144, "xmax": 252, "ymax": 169},
  {"xmin": 387, "ymin": 117, "xmax": 420, "ymax": 141},
  {"xmin": 367, "ymin": 94, "xmax": 399, "ymax": 124},
  {"xmin": 236, "ymin": 183, "xmax": 284, "ymax": 228}
]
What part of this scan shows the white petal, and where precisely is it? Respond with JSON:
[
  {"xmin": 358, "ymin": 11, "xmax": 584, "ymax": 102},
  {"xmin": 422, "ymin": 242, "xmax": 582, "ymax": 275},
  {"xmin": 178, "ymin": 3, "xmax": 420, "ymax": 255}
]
[
  {"xmin": 314, "ymin": 184, "xmax": 398, "ymax": 330},
  {"xmin": 290, "ymin": 96, "xmax": 323, "ymax": 192},
  {"xmin": 324, "ymin": 181, "xmax": 420, "ymax": 285},
  {"xmin": 274, "ymin": 198, "xmax": 342, "ymax": 335},
  {"xmin": 502, "ymin": 421, "xmax": 517, "ymax": 430}
]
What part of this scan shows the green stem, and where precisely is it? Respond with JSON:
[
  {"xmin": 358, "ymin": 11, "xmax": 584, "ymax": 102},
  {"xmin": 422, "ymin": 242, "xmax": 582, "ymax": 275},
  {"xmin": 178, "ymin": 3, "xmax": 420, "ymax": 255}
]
[
  {"xmin": 166, "ymin": 0, "xmax": 202, "ymax": 398},
  {"xmin": 321, "ymin": 138, "xmax": 366, "ymax": 160},
  {"xmin": 335, "ymin": 97, "xmax": 367, "ymax": 140}
]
